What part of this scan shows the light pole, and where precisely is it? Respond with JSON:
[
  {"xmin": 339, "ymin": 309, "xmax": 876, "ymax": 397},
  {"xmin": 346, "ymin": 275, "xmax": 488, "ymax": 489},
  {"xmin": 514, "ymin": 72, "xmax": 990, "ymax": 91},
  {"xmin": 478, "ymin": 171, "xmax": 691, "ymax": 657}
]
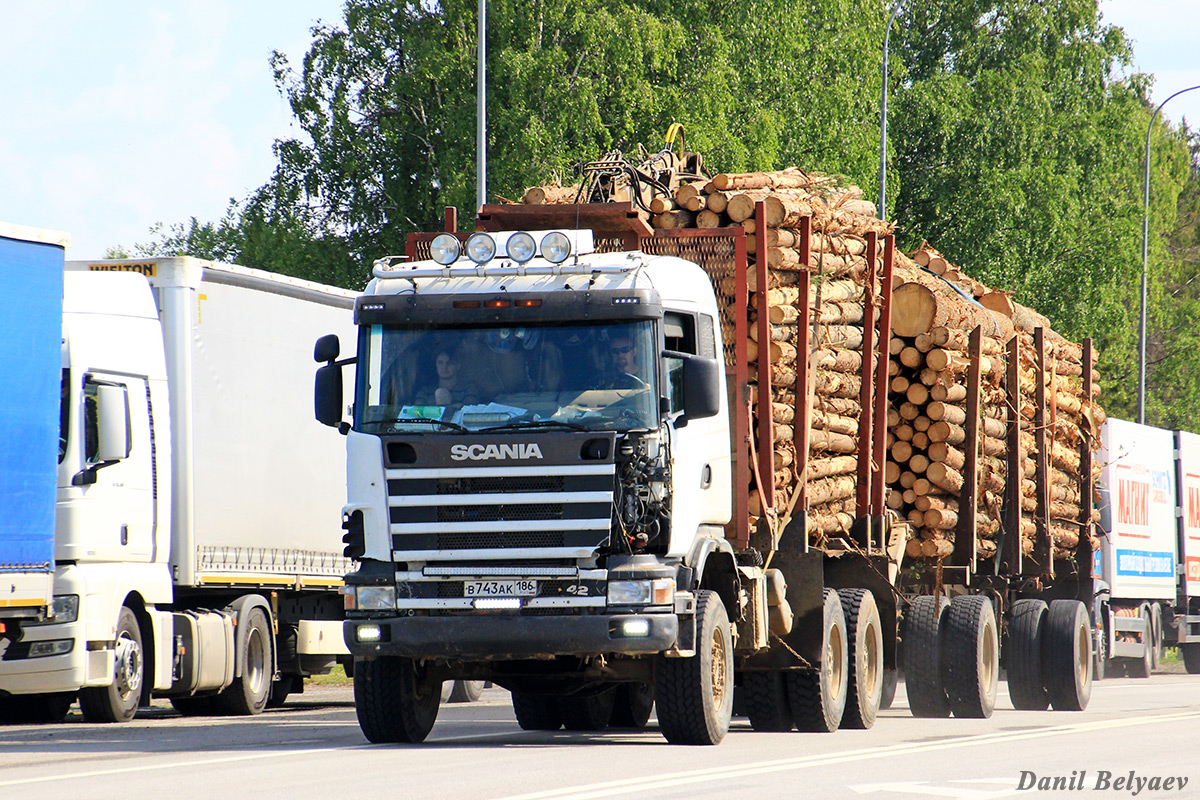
[
  {"xmin": 476, "ymin": 0, "xmax": 487, "ymax": 213},
  {"xmin": 878, "ymin": 0, "xmax": 904, "ymax": 220},
  {"xmin": 1139, "ymin": 84, "xmax": 1200, "ymax": 424}
]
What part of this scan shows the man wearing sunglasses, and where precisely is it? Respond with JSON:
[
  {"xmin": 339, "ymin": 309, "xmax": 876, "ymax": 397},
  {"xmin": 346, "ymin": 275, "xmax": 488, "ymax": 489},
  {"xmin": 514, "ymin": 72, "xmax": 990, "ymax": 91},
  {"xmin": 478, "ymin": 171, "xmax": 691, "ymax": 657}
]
[{"xmin": 602, "ymin": 335, "xmax": 648, "ymax": 390}]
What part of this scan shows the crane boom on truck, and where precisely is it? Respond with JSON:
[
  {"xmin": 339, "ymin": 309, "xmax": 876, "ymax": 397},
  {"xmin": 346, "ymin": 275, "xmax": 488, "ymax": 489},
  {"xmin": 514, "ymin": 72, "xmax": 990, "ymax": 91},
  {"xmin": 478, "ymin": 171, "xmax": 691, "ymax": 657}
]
[{"xmin": 0, "ymin": 248, "xmax": 358, "ymax": 722}]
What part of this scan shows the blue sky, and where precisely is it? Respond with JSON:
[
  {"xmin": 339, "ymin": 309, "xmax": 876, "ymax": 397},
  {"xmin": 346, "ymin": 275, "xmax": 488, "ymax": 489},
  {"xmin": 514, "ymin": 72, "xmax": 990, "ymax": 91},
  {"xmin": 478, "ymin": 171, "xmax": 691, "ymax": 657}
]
[{"xmin": 0, "ymin": 1, "xmax": 1196, "ymax": 260}]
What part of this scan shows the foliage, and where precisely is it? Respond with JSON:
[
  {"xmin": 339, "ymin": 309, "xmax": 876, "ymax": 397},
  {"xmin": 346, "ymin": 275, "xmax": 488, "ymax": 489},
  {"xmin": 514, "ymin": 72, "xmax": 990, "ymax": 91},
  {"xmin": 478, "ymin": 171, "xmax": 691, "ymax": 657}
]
[{"xmin": 129, "ymin": 0, "xmax": 1200, "ymax": 427}]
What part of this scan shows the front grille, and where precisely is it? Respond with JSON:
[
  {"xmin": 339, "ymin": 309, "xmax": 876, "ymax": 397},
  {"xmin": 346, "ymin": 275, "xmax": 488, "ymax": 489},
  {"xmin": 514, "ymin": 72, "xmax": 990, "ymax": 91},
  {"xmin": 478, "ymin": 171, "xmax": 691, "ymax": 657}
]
[
  {"xmin": 438, "ymin": 476, "xmax": 564, "ymax": 494},
  {"xmin": 438, "ymin": 532, "xmax": 565, "ymax": 550},
  {"xmin": 438, "ymin": 503, "xmax": 563, "ymax": 523}
]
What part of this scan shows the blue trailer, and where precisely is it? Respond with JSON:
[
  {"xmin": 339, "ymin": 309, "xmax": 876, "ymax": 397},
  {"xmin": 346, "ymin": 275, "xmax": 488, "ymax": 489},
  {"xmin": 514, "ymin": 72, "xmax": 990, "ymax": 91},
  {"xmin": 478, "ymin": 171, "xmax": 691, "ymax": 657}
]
[{"xmin": 0, "ymin": 223, "xmax": 68, "ymax": 625}]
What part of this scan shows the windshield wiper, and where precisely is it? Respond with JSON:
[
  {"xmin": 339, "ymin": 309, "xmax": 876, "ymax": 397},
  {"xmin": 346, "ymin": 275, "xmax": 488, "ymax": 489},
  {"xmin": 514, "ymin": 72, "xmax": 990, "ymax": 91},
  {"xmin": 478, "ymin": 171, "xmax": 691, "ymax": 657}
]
[
  {"xmin": 363, "ymin": 417, "xmax": 468, "ymax": 432},
  {"xmin": 481, "ymin": 419, "xmax": 587, "ymax": 432}
]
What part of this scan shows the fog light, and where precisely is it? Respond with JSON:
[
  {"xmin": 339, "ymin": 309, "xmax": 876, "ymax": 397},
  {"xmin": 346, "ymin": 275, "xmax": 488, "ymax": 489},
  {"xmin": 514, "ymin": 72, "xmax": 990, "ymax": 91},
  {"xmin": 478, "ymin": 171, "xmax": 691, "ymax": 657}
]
[
  {"xmin": 621, "ymin": 619, "xmax": 651, "ymax": 638},
  {"xmin": 356, "ymin": 624, "xmax": 383, "ymax": 643},
  {"xmin": 28, "ymin": 639, "xmax": 74, "ymax": 658}
]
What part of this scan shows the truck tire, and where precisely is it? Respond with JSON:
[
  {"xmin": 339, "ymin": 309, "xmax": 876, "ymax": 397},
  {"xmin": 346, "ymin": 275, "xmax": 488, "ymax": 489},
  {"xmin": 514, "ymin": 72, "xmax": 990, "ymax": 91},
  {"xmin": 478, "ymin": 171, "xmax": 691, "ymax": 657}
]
[
  {"xmin": 943, "ymin": 595, "xmax": 998, "ymax": 719},
  {"xmin": 903, "ymin": 595, "xmax": 950, "ymax": 718},
  {"xmin": 654, "ymin": 589, "xmax": 733, "ymax": 745},
  {"xmin": 1043, "ymin": 600, "xmax": 1092, "ymax": 711},
  {"xmin": 1093, "ymin": 619, "xmax": 1107, "ymax": 682},
  {"xmin": 79, "ymin": 606, "xmax": 144, "ymax": 723},
  {"xmin": 353, "ymin": 656, "xmax": 441, "ymax": 743},
  {"xmin": 879, "ymin": 668, "xmax": 898, "ymax": 710},
  {"xmin": 559, "ymin": 687, "xmax": 616, "ymax": 731},
  {"xmin": 609, "ymin": 682, "xmax": 655, "ymax": 729},
  {"xmin": 787, "ymin": 589, "xmax": 848, "ymax": 732},
  {"xmin": 447, "ymin": 680, "xmax": 484, "ymax": 703},
  {"xmin": 213, "ymin": 607, "xmax": 272, "ymax": 716},
  {"xmin": 1127, "ymin": 608, "xmax": 1153, "ymax": 679},
  {"xmin": 1150, "ymin": 604, "xmax": 1164, "ymax": 671},
  {"xmin": 170, "ymin": 695, "xmax": 219, "ymax": 716},
  {"xmin": 838, "ymin": 588, "xmax": 883, "ymax": 729},
  {"xmin": 511, "ymin": 692, "xmax": 563, "ymax": 731},
  {"xmin": 742, "ymin": 671, "xmax": 794, "ymax": 732},
  {"xmin": 1006, "ymin": 598, "xmax": 1049, "ymax": 710},
  {"xmin": 0, "ymin": 692, "xmax": 74, "ymax": 723},
  {"xmin": 266, "ymin": 675, "xmax": 302, "ymax": 709},
  {"xmin": 1184, "ymin": 644, "xmax": 1200, "ymax": 674}
]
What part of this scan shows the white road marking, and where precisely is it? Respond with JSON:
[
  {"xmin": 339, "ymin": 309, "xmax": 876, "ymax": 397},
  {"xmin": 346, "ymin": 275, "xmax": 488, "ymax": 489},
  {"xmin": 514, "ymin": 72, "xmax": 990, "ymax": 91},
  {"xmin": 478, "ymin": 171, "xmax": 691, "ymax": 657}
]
[
  {"xmin": 850, "ymin": 779, "xmax": 1019, "ymax": 798},
  {"xmin": 493, "ymin": 710, "xmax": 1200, "ymax": 800}
]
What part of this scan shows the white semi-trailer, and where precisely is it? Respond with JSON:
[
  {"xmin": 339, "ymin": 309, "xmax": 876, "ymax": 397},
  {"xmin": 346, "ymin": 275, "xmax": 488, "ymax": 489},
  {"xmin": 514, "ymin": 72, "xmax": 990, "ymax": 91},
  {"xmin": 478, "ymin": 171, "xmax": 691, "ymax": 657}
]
[{"xmin": 0, "ymin": 247, "xmax": 357, "ymax": 722}]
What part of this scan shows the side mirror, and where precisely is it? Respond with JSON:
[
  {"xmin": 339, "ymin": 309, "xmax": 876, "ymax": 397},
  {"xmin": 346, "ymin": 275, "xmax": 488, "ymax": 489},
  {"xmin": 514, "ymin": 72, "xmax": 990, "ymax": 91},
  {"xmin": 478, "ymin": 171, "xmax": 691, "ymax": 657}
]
[
  {"xmin": 315, "ymin": 363, "xmax": 344, "ymax": 428},
  {"xmin": 95, "ymin": 384, "xmax": 131, "ymax": 462},
  {"xmin": 681, "ymin": 354, "xmax": 721, "ymax": 422},
  {"xmin": 314, "ymin": 334, "xmax": 341, "ymax": 363}
]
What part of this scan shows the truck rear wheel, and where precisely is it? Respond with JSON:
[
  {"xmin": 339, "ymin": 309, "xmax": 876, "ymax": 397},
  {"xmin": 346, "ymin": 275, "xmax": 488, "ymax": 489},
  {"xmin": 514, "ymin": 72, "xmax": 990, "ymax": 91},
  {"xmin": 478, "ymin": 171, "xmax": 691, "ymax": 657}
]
[
  {"xmin": 903, "ymin": 595, "xmax": 950, "ymax": 718},
  {"xmin": 511, "ymin": 692, "xmax": 563, "ymax": 731},
  {"xmin": 559, "ymin": 687, "xmax": 616, "ymax": 731},
  {"xmin": 0, "ymin": 692, "xmax": 74, "ymax": 723},
  {"xmin": 447, "ymin": 680, "xmax": 485, "ymax": 703},
  {"xmin": 838, "ymin": 588, "xmax": 883, "ymax": 729},
  {"xmin": 1043, "ymin": 600, "xmax": 1092, "ymax": 711},
  {"xmin": 1125, "ymin": 608, "xmax": 1154, "ymax": 679},
  {"xmin": 654, "ymin": 589, "xmax": 733, "ymax": 745},
  {"xmin": 1184, "ymin": 644, "xmax": 1200, "ymax": 674},
  {"xmin": 879, "ymin": 668, "xmax": 898, "ymax": 710},
  {"xmin": 213, "ymin": 607, "xmax": 272, "ymax": 716},
  {"xmin": 943, "ymin": 595, "xmax": 998, "ymax": 719},
  {"xmin": 353, "ymin": 656, "xmax": 442, "ymax": 743},
  {"xmin": 79, "ymin": 606, "xmax": 143, "ymax": 723},
  {"xmin": 787, "ymin": 589, "xmax": 847, "ymax": 732},
  {"xmin": 608, "ymin": 682, "xmax": 654, "ymax": 729},
  {"xmin": 1006, "ymin": 599, "xmax": 1048, "ymax": 710},
  {"xmin": 742, "ymin": 671, "xmax": 794, "ymax": 732}
]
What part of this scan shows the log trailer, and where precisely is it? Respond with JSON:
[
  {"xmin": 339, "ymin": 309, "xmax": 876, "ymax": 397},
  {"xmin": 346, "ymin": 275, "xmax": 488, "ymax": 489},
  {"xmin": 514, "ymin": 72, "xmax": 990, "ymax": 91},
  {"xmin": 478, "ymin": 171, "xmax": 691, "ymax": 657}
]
[{"xmin": 318, "ymin": 203, "xmax": 903, "ymax": 744}]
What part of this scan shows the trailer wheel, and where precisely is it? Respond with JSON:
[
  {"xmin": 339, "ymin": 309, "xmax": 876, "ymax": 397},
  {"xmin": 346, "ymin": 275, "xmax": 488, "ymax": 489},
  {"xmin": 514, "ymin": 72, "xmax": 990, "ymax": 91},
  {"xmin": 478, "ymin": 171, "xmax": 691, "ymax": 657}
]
[
  {"xmin": 214, "ymin": 607, "xmax": 272, "ymax": 716},
  {"xmin": 879, "ymin": 668, "xmax": 898, "ymax": 710},
  {"xmin": 742, "ymin": 671, "xmax": 794, "ymax": 732},
  {"xmin": 787, "ymin": 589, "xmax": 847, "ymax": 732},
  {"xmin": 559, "ymin": 687, "xmax": 616, "ymax": 731},
  {"xmin": 1126, "ymin": 608, "xmax": 1153, "ymax": 679},
  {"xmin": 447, "ymin": 680, "xmax": 485, "ymax": 703},
  {"xmin": 654, "ymin": 589, "xmax": 733, "ymax": 745},
  {"xmin": 609, "ymin": 682, "xmax": 655, "ymax": 729},
  {"xmin": 80, "ymin": 606, "xmax": 143, "ymax": 723},
  {"xmin": 353, "ymin": 656, "xmax": 441, "ymax": 743},
  {"xmin": 903, "ymin": 595, "xmax": 950, "ymax": 718},
  {"xmin": 511, "ymin": 691, "xmax": 563, "ymax": 731},
  {"xmin": 1183, "ymin": 644, "xmax": 1200, "ymax": 674},
  {"xmin": 838, "ymin": 589, "xmax": 884, "ymax": 729},
  {"xmin": 942, "ymin": 595, "xmax": 998, "ymax": 719},
  {"xmin": 1006, "ymin": 599, "xmax": 1049, "ymax": 710},
  {"xmin": 1043, "ymin": 600, "xmax": 1092, "ymax": 711}
]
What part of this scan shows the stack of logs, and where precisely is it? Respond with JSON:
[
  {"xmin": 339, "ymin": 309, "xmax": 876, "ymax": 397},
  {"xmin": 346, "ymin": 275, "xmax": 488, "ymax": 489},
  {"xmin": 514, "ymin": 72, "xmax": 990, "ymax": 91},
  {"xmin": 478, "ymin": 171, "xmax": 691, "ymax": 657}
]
[
  {"xmin": 522, "ymin": 169, "xmax": 1106, "ymax": 564},
  {"xmin": 889, "ymin": 245, "xmax": 1104, "ymax": 564}
]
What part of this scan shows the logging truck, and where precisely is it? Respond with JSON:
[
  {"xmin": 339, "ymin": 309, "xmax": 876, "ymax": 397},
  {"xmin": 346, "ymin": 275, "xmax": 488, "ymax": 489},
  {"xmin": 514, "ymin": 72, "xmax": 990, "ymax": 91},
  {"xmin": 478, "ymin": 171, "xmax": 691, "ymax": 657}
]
[
  {"xmin": 318, "ymin": 203, "xmax": 903, "ymax": 745},
  {"xmin": 1092, "ymin": 418, "xmax": 1200, "ymax": 677}
]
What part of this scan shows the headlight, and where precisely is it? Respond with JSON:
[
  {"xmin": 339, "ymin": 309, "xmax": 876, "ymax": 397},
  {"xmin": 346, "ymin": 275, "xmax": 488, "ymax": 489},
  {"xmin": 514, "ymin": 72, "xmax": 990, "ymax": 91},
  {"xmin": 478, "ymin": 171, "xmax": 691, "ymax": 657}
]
[
  {"xmin": 541, "ymin": 231, "xmax": 572, "ymax": 263},
  {"xmin": 27, "ymin": 595, "xmax": 80, "ymax": 626},
  {"xmin": 351, "ymin": 586, "xmax": 396, "ymax": 610},
  {"xmin": 506, "ymin": 231, "xmax": 537, "ymax": 263},
  {"xmin": 465, "ymin": 232, "xmax": 497, "ymax": 264},
  {"xmin": 28, "ymin": 639, "xmax": 74, "ymax": 658},
  {"xmin": 429, "ymin": 233, "xmax": 461, "ymax": 265},
  {"xmin": 607, "ymin": 578, "xmax": 675, "ymax": 606}
]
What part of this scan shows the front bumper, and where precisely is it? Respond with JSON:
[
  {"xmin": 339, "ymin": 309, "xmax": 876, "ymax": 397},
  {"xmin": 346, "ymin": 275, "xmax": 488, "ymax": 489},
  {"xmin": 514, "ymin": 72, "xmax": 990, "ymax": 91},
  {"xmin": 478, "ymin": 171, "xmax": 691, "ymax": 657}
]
[{"xmin": 344, "ymin": 612, "xmax": 678, "ymax": 660}]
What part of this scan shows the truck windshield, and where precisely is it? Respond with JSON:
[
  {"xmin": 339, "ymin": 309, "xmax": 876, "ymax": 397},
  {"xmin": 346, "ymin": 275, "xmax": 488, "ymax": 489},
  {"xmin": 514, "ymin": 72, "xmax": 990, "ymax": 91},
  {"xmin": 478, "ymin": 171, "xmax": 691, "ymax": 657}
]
[{"xmin": 354, "ymin": 320, "xmax": 658, "ymax": 433}]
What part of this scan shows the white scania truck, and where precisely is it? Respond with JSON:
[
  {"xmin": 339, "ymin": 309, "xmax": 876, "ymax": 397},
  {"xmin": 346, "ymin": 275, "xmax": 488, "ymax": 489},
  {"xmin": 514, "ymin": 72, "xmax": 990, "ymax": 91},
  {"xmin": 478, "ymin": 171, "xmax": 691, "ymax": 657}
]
[
  {"xmin": 0, "ymin": 233, "xmax": 357, "ymax": 722},
  {"xmin": 318, "ymin": 205, "xmax": 907, "ymax": 745}
]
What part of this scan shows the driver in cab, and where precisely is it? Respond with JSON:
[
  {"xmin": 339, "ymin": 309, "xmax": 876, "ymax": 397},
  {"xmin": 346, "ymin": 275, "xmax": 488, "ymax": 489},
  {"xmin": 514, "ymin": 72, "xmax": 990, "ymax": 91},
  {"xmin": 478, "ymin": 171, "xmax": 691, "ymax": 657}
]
[{"xmin": 601, "ymin": 335, "xmax": 648, "ymax": 390}]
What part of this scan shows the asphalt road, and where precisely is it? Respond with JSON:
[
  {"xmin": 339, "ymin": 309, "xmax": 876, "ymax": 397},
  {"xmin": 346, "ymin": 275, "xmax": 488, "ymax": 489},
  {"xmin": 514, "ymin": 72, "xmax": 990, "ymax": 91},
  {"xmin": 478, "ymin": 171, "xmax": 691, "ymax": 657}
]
[{"xmin": 3, "ymin": 671, "xmax": 1199, "ymax": 800}]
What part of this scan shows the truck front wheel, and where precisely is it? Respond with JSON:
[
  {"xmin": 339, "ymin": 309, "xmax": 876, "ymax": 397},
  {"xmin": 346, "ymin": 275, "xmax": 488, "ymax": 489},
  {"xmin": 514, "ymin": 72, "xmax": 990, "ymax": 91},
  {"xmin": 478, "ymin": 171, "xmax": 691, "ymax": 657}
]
[
  {"xmin": 787, "ymin": 588, "xmax": 848, "ymax": 732},
  {"xmin": 1183, "ymin": 644, "xmax": 1200, "ymax": 674},
  {"xmin": 354, "ymin": 656, "xmax": 441, "ymax": 743},
  {"xmin": 80, "ymin": 606, "xmax": 143, "ymax": 723},
  {"xmin": 655, "ymin": 589, "xmax": 733, "ymax": 745}
]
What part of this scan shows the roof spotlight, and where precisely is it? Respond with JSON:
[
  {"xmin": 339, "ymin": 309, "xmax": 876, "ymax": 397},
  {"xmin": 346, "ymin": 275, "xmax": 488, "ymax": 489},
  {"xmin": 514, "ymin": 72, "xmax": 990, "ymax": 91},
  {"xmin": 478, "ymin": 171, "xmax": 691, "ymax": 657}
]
[
  {"xmin": 541, "ymin": 232, "xmax": 572, "ymax": 264},
  {"xmin": 465, "ymin": 232, "xmax": 497, "ymax": 264},
  {"xmin": 429, "ymin": 233, "xmax": 461, "ymax": 265},
  {"xmin": 507, "ymin": 231, "xmax": 537, "ymax": 263}
]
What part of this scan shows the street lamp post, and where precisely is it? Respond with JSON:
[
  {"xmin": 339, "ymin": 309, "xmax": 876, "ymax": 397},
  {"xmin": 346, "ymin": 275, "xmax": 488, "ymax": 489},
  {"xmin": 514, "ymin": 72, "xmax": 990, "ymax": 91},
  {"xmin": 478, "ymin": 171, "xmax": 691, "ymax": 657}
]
[
  {"xmin": 1138, "ymin": 84, "xmax": 1200, "ymax": 424},
  {"xmin": 878, "ymin": 0, "xmax": 904, "ymax": 220},
  {"xmin": 476, "ymin": 0, "xmax": 487, "ymax": 213}
]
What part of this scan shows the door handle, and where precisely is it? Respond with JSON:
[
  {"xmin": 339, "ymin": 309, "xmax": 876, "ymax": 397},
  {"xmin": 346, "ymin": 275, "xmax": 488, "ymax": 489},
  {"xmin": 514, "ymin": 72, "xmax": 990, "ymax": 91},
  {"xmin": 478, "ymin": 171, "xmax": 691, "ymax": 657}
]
[
  {"xmin": 700, "ymin": 464, "xmax": 713, "ymax": 489},
  {"xmin": 120, "ymin": 525, "xmax": 129, "ymax": 546}
]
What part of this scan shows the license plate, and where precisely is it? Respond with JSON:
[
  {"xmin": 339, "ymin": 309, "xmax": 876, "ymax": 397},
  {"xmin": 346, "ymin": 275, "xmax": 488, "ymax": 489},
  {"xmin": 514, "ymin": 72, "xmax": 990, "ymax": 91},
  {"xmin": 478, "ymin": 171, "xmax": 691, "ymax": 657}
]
[{"xmin": 463, "ymin": 579, "xmax": 538, "ymax": 598}]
